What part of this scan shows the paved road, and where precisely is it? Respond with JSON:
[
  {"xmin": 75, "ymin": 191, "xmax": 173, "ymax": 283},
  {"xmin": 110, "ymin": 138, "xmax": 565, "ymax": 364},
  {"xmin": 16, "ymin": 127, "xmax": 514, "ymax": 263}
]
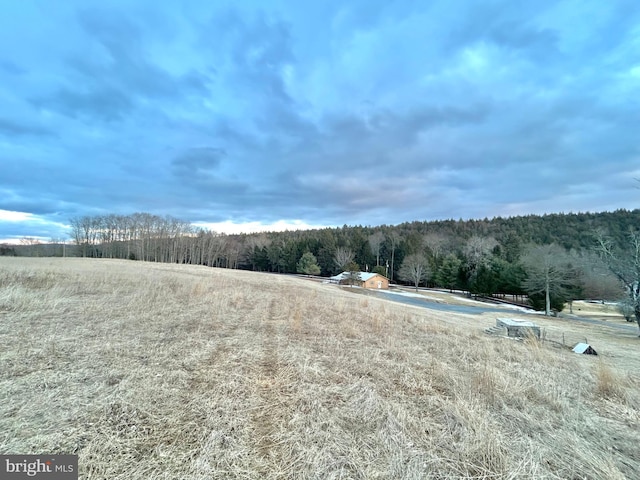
[
  {"xmin": 371, "ymin": 290, "xmax": 517, "ymax": 316},
  {"xmin": 370, "ymin": 290, "xmax": 640, "ymax": 334}
]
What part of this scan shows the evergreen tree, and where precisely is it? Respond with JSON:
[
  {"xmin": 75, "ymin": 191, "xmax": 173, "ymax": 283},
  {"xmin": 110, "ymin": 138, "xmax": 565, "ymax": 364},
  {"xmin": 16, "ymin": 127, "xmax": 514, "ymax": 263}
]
[
  {"xmin": 296, "ymin": 251, "xmax": 321, "ymax": 275},
  {"xmin": 437, "ymin": 254, "xmax": 463, "ymax": 291},
  {"xmin": 372, "ymin": 265, "xmax": 387, "ymax": 276}
]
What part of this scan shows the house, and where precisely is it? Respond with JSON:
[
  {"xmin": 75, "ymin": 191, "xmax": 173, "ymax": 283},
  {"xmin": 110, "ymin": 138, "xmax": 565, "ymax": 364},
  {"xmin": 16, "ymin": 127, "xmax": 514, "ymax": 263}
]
[{"xmin": 329, "ymin": 271, "xmax": 389, "ymax": 289}]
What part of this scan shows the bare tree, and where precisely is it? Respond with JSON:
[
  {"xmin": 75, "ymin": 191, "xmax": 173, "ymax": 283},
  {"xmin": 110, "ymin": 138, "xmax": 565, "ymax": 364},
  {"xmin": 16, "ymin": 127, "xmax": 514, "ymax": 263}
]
[
  {"xmin": 388, "ymin": 231, "xmax": 402, "ymax": 281},
  {"xmin": 423, "ymin": 232, "xmax": 449, "ymax": 263},
  {"xmin": 576, "ymin": 251, "xmax": 624, "ymax": 301},
  {"xmin": 344, "ymin": 261, "xmax": 361, "ymax": 287},
  {"xmin": 334, "ymin": 247, "xmax": 354, "ymax": 271},
  {"xmin": 69, "ymin": 216, "xmax": 98, "ymax": 257},
  {"xmin": 398, "ymin": 254, "xmax": 431, "ymax": 291},
  {"xmin": 69, "ymin": 217, "xmax": 84, "ymax": 255},
  {"xmin": 520, "ymin": 244, "xmax": 578, "ymax": 316},
  {"xmin": 19, "ymin": 237, "xmax": 40, "ymax": 245},
  {"xmin": 463, "ymin": 235, "xmax": 498, "ymax": 269},
  {"xmin": 224, "ymin": 237, "xmax": 242, "ymax": 269},
  {"xmin": 368, "ymin": 231, "xmax": 385, "ymax": 267},
  {"xmin": 20, "ymin": 237, "xmax": 42, "ymax": 257},
  {"xmin": 205, "ymin": 232, "xmax": 227, "ymax": 267},
  {"xmin": 463, "ymin": 235, "xmax": 498, "ymax": 290},
  {"xmin": 66, "ymin": 212, "xmax": 198, "ymax": 262},
  {"xmin": 617, "ymin": 299, "xmax": 636, "ymax": 322},
  {"xmin": 595, "ymin": 228, "xmax": 640, "ymax": 334},
  {"xmin": 49, "ymin": 237, "xmax": 67, "ymax": 257}
]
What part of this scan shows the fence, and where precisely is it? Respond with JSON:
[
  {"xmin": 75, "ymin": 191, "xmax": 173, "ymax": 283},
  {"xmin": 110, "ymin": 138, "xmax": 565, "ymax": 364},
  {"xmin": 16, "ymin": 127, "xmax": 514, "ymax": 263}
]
[{"xmin": 540, "ymin": 328, "xmax": 589, "ymax": 349}]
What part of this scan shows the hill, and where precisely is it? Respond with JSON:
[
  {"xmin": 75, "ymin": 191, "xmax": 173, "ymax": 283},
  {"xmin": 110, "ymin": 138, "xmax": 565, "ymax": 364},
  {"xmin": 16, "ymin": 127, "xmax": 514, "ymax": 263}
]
[{"xmin": 1, "ymin": 258, "xmax": 639, "ymax": 479}]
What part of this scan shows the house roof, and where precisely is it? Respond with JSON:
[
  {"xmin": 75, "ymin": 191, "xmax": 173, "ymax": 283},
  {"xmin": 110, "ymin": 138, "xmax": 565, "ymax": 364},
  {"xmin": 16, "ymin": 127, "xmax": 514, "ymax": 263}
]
[{"xmin": 330, "ymin": 271, "xmax": 387, "ymax": 281}]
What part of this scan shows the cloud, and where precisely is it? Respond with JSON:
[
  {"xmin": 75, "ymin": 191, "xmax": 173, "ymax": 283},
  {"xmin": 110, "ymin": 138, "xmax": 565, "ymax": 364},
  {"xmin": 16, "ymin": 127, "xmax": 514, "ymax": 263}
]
[
  {"xmin": 0, "ymin": 59, "xmax": 25, "ymax": 75},
  {"xmin": 192, "ymin": 219, "xmax": 333, "ymax": 235},
  {"xmin": 171, "ymin": 147, "xmax": 226, "ymax": 175},
  {"xmin": 0, "ymin": 118, "xmax": 53, "ymax": 137},
  {"xmin": 0, "ymin": 0, "xmax": 639, "ymax": 238},
  {"xmin": 201, "ymin": 8, "xmax": 295, "ymax": 103},
  {"xmin": 447, "ymin": 2, "xmax": 561, "ymax": 61},
  {"xmin": 0, "ymin": 209, "xmax": 70, "ymax": 243},
  {"xmin": 32, "ymin": 86, "xmax": 135, "ymax": 122},
  {"xmin": 0, "ymin": 209, "xmax": 35, "ymax": 222},
  {"xmin": 30, "ymin": 6, "xmax": 212, "ymax": 123}
]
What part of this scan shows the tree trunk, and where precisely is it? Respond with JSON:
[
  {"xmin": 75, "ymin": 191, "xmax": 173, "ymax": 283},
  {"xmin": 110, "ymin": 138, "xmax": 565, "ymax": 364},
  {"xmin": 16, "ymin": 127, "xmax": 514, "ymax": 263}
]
[
  {"xmin": 545, "ymin": 278, "xmax": 551, "ymax": 316},
  {"xmin": 391, "ymin": 249, "xmax": 395, "ymax": 281}
]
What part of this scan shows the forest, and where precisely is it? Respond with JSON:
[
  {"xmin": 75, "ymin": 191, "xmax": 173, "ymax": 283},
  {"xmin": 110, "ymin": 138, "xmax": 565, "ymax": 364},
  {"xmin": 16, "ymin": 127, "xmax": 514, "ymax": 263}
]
[{"xmin": 4, "ymin": 209, "xmax": 640, "ymax": 318}]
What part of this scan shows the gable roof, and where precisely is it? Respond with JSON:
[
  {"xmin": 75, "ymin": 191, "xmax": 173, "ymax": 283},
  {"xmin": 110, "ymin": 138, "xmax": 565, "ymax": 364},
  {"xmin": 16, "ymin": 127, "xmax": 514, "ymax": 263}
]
[
  {"xmin": 330, "ymin": 271, "xmax": 387, "ymax": 282},
  {"xmin": 572, "ymin": 343, "xmax": 598, "ymax": 355}
]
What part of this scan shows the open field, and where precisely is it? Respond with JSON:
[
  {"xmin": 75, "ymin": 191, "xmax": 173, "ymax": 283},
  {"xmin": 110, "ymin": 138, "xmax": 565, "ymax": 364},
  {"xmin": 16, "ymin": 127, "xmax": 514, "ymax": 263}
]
[
  {"xmin": 380, "ymin": 290, "xmax": 640, "ymax": 361},
  {"xmin": 1, "ymin": 258, "xmax": 639, "ymax": 479},
  {"xmin": 570, "ymin": 300, "xmax": 630, "ymax": 322}
]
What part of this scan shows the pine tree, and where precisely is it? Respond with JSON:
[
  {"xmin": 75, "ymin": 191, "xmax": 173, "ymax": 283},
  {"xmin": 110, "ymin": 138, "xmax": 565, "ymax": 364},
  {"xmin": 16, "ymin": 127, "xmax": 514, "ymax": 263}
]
[
  {"xmin": 296, "ymin": 251, "xmax": 321, "ymax": 276},
  {"xmin": 437, "ymin": 254, "xmax": 462, "ymax": 291}
]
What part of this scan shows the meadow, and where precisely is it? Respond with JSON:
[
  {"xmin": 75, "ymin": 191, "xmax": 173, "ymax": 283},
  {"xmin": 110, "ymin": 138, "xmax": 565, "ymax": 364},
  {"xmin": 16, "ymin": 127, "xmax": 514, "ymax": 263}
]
[{"xmin": 1, "ymin": 257, "xmax": 639, "ymax": 479}]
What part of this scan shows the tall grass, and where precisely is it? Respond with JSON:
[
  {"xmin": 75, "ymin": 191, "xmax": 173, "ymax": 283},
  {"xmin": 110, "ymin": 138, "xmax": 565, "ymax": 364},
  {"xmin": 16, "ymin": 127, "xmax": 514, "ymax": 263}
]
[{"xmin": 1, "ymin": 257, "xmax": 638, "ymax": 479}]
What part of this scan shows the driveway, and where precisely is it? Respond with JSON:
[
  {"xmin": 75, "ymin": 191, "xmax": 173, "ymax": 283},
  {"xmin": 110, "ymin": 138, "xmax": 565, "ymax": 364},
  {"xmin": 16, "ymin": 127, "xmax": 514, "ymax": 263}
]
[
  {"xmin": 370, "ymin": 290, "xmax": 520, "ymax": 315},
  {"xmin": 370, "ymin": 289, "xmax": 639, "ymax": 334}
]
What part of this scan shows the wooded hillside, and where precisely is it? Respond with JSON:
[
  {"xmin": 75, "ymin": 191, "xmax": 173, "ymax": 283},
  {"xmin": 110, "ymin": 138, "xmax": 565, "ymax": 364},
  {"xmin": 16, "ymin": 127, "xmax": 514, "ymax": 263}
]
[{"xmin": 5, "ymin": 209, "xmax": 640, "ymax": 311}]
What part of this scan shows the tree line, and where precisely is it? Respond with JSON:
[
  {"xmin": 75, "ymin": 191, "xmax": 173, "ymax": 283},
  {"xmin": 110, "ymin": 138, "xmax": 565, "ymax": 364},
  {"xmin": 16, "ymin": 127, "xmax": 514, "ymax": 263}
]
[
  {"xmin": 65, "ymin": 213, "xmax": 243, "ymax": 267},
  {"xmin": 4, "ymin": 209, "xmax": 640, "ymax": 331}
]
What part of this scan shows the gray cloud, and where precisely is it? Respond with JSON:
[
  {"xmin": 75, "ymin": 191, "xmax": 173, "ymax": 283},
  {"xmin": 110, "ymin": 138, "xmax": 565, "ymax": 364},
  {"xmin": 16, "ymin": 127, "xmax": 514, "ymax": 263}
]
[
  {"xmin": 201, "ymin": 8, "xmax": 295, "ymax": 103},
  {"xmin": 32, "ymin": 86, "xmax": 134, "ymax": 122},
  {"xmin": 448, "ymin": 3, "xmax": 561, "ymax": 59},
  {"xmin": 30, "ymin": 7, "xmax": 212, "ymax": 123},
  {"xmin": 0, "ymin": 118, "xmax": 53, "ymax": 137},
  {"xmin": 0, "ymin": 59, "xmax": 25, "ymax": 75},
  {"xmin": 1, "ymin": 0, "xmax": 639, "ymax": 239},
  {"xmin": 172, "ymin": 147, "xmax": 227, "ymax": 174}
]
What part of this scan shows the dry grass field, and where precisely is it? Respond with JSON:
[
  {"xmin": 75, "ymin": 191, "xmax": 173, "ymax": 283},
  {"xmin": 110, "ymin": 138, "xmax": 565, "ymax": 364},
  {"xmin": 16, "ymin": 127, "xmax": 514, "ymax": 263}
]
[
  {"xmin": 571, "ymin": 300, "xmax": 630, "ymax": 322},
  {"xmin": 1, "ymin": 258, "xmax": 639, "ymax": 479}
]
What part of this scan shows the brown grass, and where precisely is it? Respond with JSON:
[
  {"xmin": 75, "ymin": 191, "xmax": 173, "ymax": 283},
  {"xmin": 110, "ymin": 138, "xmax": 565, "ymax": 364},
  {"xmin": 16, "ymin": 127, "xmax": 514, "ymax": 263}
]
[
  {"xmin": 594, "ymin": 361, "xmax": 628, "ymax": 402},
  {"xmin": 1, "ymin": 257, "xmax": 639, "ymax": 479}
]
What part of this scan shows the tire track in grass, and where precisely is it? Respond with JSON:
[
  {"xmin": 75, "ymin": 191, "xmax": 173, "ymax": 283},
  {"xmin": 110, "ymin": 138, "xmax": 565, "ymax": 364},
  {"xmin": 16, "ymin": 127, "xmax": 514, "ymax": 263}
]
[{"xmin": 251, "ymin": 299, "xmax": 286, "ymax": 477}]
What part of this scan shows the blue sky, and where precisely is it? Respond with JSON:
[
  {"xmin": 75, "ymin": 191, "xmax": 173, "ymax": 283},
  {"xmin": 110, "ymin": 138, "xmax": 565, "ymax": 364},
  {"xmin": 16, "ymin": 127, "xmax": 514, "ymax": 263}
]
[{"xmin": 1, "ymin": 0, "xmax": 639, "ymax": 241}]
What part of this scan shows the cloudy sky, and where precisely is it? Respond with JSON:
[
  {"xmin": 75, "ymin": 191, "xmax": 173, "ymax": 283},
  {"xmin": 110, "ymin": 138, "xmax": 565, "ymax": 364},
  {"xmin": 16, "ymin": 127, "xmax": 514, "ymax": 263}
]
[{"xmin": 1, "ymin": 0, "xmax": 639, "ymax": 241}]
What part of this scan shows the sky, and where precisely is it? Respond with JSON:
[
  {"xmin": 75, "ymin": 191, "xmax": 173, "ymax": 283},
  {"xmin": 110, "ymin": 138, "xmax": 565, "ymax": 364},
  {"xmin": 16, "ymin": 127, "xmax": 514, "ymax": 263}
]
[{"xmin": 1, "ymin": 0, "xmax": 639, "ymax": 242}]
